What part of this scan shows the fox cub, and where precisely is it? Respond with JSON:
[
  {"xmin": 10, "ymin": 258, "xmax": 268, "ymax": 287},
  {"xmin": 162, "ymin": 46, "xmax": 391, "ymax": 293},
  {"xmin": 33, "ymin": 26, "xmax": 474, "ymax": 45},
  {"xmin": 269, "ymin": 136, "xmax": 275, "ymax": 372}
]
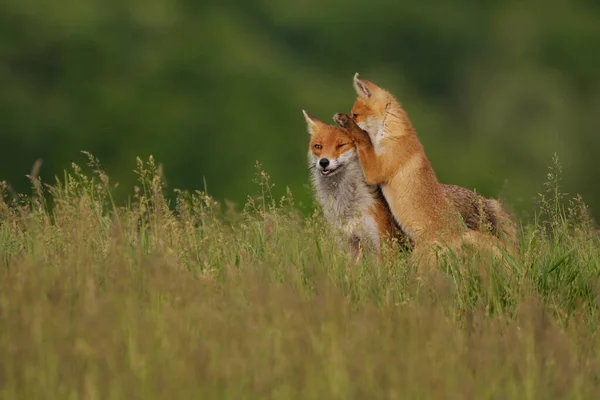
[{"xmin": 334, "ymin": 74, "xmax": 518, "ymax": 269}]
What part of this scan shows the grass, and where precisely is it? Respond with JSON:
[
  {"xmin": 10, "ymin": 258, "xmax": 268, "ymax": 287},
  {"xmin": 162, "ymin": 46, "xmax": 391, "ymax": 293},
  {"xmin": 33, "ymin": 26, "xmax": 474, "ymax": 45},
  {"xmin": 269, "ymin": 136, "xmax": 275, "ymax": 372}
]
[{"xmin": 0, "ymin": 152, "xmax": 599, "ymax": 399}]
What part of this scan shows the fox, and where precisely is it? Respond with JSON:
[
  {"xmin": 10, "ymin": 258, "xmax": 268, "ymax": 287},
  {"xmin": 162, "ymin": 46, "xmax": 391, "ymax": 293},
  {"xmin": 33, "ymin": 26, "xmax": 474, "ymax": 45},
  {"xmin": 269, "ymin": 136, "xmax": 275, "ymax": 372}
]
[
  {"xmin": 334, "ymin": 74, "xmax": 518, "ymax": 270},
  {"xmin": 303, "ymin": 109, "xmax": 408, "ymax": 262},
  {"xmin": 304, "ymin": 109, "xmax": 518, "ymax": 265}
]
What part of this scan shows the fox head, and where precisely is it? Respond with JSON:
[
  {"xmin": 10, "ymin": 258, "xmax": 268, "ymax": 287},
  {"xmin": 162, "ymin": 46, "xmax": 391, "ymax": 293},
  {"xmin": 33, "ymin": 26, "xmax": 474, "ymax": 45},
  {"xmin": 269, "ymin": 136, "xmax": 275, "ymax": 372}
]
[
  {"xmin": 350, "ymin": 73, "xmax": 396, "ymax": 136},
  {"xmin": 302, "ymin": 110, "xmax": 356, "ymax": 177}
]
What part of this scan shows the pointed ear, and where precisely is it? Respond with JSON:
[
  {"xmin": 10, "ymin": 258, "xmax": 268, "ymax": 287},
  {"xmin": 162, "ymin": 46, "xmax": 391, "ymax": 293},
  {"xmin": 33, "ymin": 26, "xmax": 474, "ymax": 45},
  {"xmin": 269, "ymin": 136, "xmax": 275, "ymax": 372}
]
[
  {"xmin": 353, "ymin": 72, "xmax": 371, "ymax": 98},
  {"xmin": 302, "ymin": 109, "xmax": 320, "ymax": 135}
]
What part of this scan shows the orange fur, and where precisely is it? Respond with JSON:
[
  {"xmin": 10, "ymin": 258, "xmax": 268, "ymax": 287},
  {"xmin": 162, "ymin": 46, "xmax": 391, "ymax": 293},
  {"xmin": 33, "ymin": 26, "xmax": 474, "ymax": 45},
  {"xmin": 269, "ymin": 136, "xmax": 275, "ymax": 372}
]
[
  {"xmin": 336, "ymin": 105, "xmax": 461, "ymax": 243},
  {"xmin": 334, "ymin": 74, "xmax": 516, "ymax": 272}
]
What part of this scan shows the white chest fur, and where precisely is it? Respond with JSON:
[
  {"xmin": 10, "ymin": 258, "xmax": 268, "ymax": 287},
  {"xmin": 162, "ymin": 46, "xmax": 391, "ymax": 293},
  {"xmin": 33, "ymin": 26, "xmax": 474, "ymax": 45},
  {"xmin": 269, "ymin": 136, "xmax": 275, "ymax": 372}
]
[{"xmin": 310, "ymin": 154, "xmax": 381, "ymax": 252}]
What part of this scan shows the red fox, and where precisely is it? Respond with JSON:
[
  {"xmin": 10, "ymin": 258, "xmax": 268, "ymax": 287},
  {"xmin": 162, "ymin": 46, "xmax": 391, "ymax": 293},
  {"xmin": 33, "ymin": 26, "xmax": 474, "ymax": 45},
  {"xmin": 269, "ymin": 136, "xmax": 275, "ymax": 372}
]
[
  {"xmin": 303, "ymin": 110, "xmax": 406, "ymax": 262},
  {"xmin": 334, "ymin": 74, "xmax": 518, "ymax": 270},
  {"xmin": 304, "ymin": 109, "xmax": 518, "ymax": 266}
]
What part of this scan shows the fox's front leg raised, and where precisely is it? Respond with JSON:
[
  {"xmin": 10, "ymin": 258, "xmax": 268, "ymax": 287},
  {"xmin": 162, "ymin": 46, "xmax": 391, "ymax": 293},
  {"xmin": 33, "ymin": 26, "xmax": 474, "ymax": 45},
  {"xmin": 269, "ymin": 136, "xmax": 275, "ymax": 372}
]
[
  {"xmin": 333, "ymin": 113, "xmax": 370, "ymax": 143},
  {"xmin": 333, "ymin": 113, "xmax": 386, "ymax": 185}
]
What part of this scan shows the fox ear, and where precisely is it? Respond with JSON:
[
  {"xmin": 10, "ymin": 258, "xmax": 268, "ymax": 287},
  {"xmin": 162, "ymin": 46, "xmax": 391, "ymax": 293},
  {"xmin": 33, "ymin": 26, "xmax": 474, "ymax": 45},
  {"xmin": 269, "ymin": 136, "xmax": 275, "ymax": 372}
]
[
  {"xmin": 353, "ymin": 72, "xmax": 371, "ymax": 98},
  {"xmin": 302, "ymin": 109, "xmax": 320, "ymax": 135}
]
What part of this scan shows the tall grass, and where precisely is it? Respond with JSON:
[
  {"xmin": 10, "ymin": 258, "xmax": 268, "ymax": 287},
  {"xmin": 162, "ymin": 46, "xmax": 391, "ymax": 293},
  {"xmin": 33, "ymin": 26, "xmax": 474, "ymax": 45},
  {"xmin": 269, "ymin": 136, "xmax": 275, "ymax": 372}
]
[{"xmin": 0, "ymin": 152, "xmax": 599, "ymax": 399}]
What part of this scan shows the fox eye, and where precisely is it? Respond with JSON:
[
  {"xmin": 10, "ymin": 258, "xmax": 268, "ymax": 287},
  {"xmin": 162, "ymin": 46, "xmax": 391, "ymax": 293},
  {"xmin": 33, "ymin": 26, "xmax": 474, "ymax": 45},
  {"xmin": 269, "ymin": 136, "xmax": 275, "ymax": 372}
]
[
  {"xmin": 314, "ymin": 144, "xmax": 322, "ymax": 150},
  {"xmin": 352, "ymin": 113, "xmax": 358, "ymax": 119},
  {"xmin": 337, "ymin": 143, "xmax": 350, "ymax": 149}
]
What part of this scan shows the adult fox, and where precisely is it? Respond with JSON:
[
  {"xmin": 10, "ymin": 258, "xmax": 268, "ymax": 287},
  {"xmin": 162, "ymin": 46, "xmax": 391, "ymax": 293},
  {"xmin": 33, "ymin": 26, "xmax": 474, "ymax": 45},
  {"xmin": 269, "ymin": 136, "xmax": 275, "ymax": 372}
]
[{"xmin": 304, "ymin": 109, "xmax": 406, "ymax": 263}]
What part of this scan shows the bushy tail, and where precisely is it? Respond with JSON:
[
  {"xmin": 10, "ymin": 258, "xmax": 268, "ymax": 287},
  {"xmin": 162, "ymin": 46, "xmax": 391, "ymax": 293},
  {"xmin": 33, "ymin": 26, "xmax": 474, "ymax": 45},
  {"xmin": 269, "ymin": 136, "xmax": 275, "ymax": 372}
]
[{"xmin": 486, "ymin": 199, "xmax": 519, "ymax": 257}]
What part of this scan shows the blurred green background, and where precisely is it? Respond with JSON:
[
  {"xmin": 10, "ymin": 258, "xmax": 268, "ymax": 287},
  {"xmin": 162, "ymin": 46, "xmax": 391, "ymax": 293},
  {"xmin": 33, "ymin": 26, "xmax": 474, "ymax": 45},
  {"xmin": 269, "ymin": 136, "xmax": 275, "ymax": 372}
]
[{"xmin": 1, "ymin": 0, "xmax": 599, "ymax": 218}]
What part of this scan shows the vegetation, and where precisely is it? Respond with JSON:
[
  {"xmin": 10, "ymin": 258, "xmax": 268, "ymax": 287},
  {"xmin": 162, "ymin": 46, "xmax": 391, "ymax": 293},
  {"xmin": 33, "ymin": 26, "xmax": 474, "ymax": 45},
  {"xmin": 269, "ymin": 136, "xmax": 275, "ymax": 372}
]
[
  {"xmin": 1, "ymin": 1, "xmax": 600, "ymax": 218},
  {"xmin": 2, "ymin": 1, "xmax": 599, "ymax": 397},
  {"xmin": 0, "ymin": 153, "xmax": 598, "ymax": 398}
]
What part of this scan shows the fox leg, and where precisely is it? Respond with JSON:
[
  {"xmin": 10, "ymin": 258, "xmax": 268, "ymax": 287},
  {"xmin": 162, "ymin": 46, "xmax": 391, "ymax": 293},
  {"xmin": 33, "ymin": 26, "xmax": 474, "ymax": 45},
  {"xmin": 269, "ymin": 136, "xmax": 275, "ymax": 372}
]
[
  {"xmin": 349, "ymin": 236, "xmax": 363, "ymax": 265},
  {"xmin": 457, "ymin": 230, "xmax": 514, "ymax": 276},
  {"xmin": 411, "ymin": 243, "xmax": 434, "ymax": 275},
  {"xmin": 459, "ymin": 231, "xmax": 503, "ymax": 259},
  {"xmin": 411, "ymin": 239, "xmax": 455, "ymax": 275},
  {"xmin": 333, "ymin": 113, "xmax": 386, "ymax": 185},
  {"xmin": 333, "ymin": 113, "xmax": 415, "ymax": 186},
  {"xmin": 375, "ymin": 236, "xmax": 396, "ymax": 269}
]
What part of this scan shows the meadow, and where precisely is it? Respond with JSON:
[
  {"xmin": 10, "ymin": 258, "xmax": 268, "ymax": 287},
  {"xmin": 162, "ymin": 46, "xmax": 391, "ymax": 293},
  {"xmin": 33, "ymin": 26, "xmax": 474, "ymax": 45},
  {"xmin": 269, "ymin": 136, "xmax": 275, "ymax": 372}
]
[{"xmin": 0, "ymin": 152, "xmax": 599, "ymax": 399}]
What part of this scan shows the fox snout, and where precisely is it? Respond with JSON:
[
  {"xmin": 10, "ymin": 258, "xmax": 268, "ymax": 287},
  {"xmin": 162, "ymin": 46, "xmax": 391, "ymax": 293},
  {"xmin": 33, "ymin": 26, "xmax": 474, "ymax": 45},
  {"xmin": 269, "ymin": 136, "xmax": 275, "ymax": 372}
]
[
  {"xmin": 316, "ymin": 156, "xmax": 342, "ymax": 177},
  {"xmin": 317, "ymin": 157, "xmax": 334, "ymax": 176}
]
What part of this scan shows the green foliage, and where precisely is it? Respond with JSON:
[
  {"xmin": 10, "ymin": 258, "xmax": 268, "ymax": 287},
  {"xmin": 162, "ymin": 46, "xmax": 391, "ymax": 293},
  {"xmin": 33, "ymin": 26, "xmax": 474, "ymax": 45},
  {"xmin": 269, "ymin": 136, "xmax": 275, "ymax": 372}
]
[
  {"xmin": 1, "ymin": 1, "xmax": 600, "ymax": 217},
  {"xmin": 0, "ymin": 153, "xmax": 599, "ymax": 398}
]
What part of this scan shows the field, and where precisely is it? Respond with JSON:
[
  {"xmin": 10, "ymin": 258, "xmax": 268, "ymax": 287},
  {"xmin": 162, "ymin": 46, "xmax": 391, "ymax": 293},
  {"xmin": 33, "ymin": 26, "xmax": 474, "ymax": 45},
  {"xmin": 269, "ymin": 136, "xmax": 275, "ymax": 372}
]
[{"xmin": 1, "ymin": 153, "xmax": 599, "ymax": 399}]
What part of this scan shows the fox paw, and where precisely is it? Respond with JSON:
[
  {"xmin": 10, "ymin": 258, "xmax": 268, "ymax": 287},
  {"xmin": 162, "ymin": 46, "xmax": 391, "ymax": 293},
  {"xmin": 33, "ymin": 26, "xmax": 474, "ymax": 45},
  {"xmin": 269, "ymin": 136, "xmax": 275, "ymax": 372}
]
[{"xmin": 333, "ymin": 113, "xmax": 352, "ymax": 128}]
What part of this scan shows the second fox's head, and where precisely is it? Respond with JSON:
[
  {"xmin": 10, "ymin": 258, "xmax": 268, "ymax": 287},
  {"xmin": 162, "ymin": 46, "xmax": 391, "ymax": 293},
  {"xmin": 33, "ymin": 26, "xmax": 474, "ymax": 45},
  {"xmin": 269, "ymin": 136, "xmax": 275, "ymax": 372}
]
[
  {"xmin": 302, "ymin": 110, "xmax": 356, "ymax": 177},
  {"xmin": 350, "ymin": 73, "xmax": 394, "ymax": 134}
]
